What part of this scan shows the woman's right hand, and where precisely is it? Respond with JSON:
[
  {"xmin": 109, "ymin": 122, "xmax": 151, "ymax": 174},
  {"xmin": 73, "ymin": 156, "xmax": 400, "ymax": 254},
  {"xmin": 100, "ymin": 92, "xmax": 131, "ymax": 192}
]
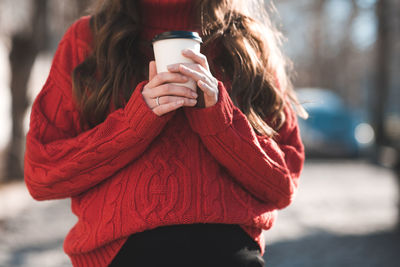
[{"xmin": 142, "ymin": 61, "xmax": 198, "ymax": 116}]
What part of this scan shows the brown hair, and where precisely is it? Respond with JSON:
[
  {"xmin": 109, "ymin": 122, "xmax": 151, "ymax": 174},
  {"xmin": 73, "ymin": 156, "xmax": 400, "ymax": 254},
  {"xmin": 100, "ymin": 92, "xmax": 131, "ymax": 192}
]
[{"xmin": 72, "ymin": 0, "xmax": 306, "ymax": 135}]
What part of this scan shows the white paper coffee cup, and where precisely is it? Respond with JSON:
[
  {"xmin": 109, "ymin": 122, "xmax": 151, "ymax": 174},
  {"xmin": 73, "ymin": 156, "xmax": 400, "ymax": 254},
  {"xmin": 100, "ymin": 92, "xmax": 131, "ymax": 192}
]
[{"xmin": 152, "ymin": 31, "xmax": 202, "ymax": 91}]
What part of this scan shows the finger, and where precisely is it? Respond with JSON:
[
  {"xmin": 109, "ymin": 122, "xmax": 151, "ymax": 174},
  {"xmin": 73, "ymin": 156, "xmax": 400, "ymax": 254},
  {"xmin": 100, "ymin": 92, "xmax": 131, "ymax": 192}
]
[
  {"xmin": 149, "ymin": 61, "xmax": 157, "ymax": 81},
  {"xmin": 182, "ymin": 49, "xmax": 210, "ymax": 71},
  {"xmin": 198, "ymin": 80, "xmax": 217, "ymax": 97},
  {"xmin": 178, "ymin": 64, "xmax": 211, "ymax": 84},
  {"xmin": 166, "ymin": 63, "xmax": 181, "ymax": 72},
  {"xmin": 149, "ymin": 84, "xmax": 198, "ymax": 99},
  {"xmin": 167, "ymin": 62, "xmax": 203, "ymax": 73},
  {"xmin": 147, "ymin": 72, "xmax": 188, "ymax": 88},
  {"xmin": 153, "ymin": 100, "xmax": 184, "ymax": 116},
  {"xmin": 158, "ymin": 95, "xmax": 197, "ymax": 107},
  {"xmin": 168, "ymin": 63, "xmax": 217, "ymax": 87}
]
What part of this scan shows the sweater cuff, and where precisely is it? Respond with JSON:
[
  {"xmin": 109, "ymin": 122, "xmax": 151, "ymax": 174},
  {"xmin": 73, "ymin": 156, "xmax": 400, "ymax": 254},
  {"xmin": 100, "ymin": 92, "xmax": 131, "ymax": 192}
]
[
  {"xmin": 184, "ymin": 82, "xmax": 234, "ymax": 136},
  {"xmin": 124, "ymin": 81, "xmax": 172, "ymax": 136}
]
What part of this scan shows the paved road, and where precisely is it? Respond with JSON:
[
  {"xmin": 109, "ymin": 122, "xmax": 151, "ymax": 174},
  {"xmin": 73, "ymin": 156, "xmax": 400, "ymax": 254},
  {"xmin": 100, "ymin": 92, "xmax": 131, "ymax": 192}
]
[
  {"xmin": 0, "ymin": 160, "xmax": 399, "ymax": 267},
  {"xmin": 264, "ymin": 159, "xmax": 400, "ymax": 267}
]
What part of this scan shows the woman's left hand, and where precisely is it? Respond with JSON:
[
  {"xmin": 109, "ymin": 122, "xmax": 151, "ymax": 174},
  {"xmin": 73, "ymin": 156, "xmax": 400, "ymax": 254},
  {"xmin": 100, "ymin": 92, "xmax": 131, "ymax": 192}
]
[{"xmin": 167, "ymin": 49, "xmax": 219, "ymax": 108}]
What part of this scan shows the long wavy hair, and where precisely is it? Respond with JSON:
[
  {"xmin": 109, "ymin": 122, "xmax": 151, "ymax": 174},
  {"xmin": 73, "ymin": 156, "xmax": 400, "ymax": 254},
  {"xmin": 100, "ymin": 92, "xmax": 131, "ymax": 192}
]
[{"xmin": 72, "ymin": 0, "xmax": 307, "ymax": 135}]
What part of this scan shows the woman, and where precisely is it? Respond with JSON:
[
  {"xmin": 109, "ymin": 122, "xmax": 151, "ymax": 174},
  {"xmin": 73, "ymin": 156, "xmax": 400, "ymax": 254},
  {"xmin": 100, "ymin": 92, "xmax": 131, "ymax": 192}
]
[{"xmin": 24, "ymin": 0, "xmax": 306, "ymax": 266}]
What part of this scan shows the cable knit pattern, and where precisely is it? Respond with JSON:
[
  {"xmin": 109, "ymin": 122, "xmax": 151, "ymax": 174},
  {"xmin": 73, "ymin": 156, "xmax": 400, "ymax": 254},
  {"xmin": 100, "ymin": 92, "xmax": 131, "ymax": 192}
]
[{"xmin": 24, "ymin": 3, "xmax": 304, "ymax": 266}]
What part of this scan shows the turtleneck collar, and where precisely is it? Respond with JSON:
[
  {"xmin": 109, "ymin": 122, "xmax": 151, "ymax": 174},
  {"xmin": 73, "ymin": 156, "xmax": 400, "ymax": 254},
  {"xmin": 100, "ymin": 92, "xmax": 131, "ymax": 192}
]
[{"xmin": 139, "ymin": 0, "xmax": 200, "ymax": 41}]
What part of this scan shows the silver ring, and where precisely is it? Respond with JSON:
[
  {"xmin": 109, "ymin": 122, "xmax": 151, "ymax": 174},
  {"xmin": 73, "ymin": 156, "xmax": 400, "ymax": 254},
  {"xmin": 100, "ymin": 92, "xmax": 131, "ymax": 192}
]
[{"xmin": 156, "ymin": 96, "xmax": 160, "ymax": 106}]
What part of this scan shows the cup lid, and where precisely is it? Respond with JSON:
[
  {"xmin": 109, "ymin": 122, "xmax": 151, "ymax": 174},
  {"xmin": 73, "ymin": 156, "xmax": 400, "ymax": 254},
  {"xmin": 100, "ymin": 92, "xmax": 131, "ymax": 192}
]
[{"xmin": 152, "ymin": 31, "xmax": 203, "ymax": 44}]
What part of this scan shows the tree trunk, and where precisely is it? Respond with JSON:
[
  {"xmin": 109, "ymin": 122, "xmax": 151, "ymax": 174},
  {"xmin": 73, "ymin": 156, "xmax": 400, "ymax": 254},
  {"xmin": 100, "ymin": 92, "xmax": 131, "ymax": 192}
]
[
  {"xmin": 376, "ymin": 0, "xmax": 400, "ymax": 231},
  {"xmin": 310, "ymin": 0, "xmax": 326, "ymax": 87},
  {"xmin": 4, "ymin": 0, "xmax": 48, "ymax": 181},
  {"xmin": 375, "ymin": 0, "xmax": 389, "ymax": 148},
  {"xmin": 389, "ymin": 0, "xmax": 400, "ymax": 232}
]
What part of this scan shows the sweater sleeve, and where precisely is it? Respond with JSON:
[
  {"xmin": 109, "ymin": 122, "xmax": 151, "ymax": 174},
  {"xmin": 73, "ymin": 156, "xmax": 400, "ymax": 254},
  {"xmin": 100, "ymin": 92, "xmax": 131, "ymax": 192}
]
[
  {"xmin": 24, "ymin": 20, "xmax": 173, "ymax": 201},
  {"xmin": 184, "ymin": 82, "xmax": 305, "ymax": 209}
]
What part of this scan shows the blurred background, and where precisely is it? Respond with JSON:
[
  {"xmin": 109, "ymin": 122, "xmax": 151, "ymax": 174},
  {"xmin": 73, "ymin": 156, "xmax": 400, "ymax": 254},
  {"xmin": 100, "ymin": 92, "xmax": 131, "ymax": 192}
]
[{"xmin": 0, "ymin": 0, "xmax": 399, "ymax": 266}]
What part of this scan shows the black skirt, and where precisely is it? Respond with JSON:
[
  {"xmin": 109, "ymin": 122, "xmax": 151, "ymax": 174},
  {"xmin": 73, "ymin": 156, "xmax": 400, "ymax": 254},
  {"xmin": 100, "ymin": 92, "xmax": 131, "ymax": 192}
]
[{"xmin": 109, "ymin": 223, "xmax": 265, "ymax": 267}]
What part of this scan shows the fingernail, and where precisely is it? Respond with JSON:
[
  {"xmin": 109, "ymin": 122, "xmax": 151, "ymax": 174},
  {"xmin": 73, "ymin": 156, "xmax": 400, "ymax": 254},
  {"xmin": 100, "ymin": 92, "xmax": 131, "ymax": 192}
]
[
  {"xmin": 190, "ymin": 99, "xmax": 197, "ymax": 104},
  {"xmin": 167, "ymin": 65, "xmax": 176, "ymax": 71},
  {"xmin": 182, "ymin": 49, "xmax": 190, "ymax": 54},
  {"xmin": 191, "ymin": 92, "xmax": 198, "ymax": 98}
]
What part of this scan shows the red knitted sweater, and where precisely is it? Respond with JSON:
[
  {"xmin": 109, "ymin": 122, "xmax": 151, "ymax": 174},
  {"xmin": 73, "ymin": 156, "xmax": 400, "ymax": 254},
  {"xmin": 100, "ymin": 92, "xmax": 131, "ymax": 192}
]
[{"xmin": 24, "ymin": 1, "xmax": 304, "ymax": 266}]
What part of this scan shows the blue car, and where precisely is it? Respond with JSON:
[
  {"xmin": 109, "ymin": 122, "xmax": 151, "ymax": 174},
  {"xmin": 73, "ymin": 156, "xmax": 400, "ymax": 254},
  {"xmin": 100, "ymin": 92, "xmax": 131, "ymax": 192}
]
[{"xmin": 296, "ymin": 88, "xmax": 374, "ymax": 157}]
